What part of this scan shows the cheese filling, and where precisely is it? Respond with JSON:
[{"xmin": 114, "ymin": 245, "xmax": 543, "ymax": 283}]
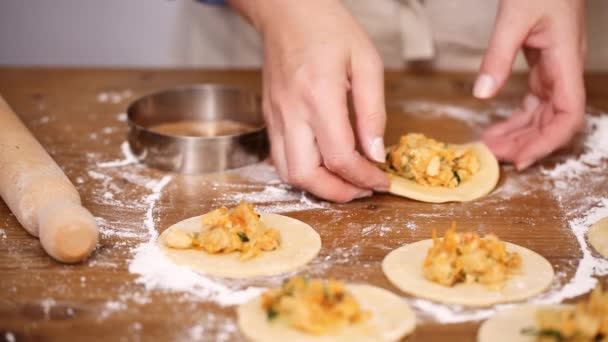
[
  {"xmin": 423, "ymin": 223, "xmax": 522, "ymax": 288},
  {"xmin": 163, "ymin": 201, "xmax": 280, "ymax": 261},
  {"xmin": 261, "ymin": 277, "xmax": 369, "ymax": 335},
  {"xmin": 383, "ymin": 133, "xmax": 480, "ymax": 188}
]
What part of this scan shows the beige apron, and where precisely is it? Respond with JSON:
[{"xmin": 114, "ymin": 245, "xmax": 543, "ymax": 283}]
[{"xmin": 174, "ymin": 0, "xmax": 607, "ymax": 71}]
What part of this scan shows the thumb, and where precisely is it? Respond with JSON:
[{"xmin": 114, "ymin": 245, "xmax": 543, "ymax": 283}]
[
  {"xmin": 474, "ymin": 5, "xmax": 533, "ymax": 99},
  {"xmin": 350, "ymin": 48, "xmax": 387, "ymax": 163}
]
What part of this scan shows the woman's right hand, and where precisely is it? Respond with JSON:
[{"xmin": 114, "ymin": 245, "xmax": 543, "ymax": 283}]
[{"xmin": 228, "ymin": 0, "xmax": 390, "ymax": 202}]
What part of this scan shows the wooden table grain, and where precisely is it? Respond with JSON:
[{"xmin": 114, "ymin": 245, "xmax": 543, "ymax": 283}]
[{"xmin": 0, "ymin": 68, "xmax": 607, "ymax": 342}]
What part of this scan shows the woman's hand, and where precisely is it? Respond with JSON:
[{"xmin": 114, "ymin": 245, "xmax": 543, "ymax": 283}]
[
  {"xmin": 228, "ymin": 0, "xmax": 390, "ymax": 202},
  {"xmin": 476, "ymin": 0, "xmax": 587, "ymax": 170}
]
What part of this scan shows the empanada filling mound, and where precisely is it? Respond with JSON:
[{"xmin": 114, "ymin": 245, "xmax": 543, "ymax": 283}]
[
  {"xmin": 164, "ymin": 201, "xmax": 280, "ymax": 261},
  {"xmin": 423, "ymin": 223, "xmax": 522, "ymax": 288},
  {"xmin": 382, "ymin": 133, "xmax": 480, "ymax": 188},
  {"xmin": 261, "ymin": 277, "xmax": 369, "ymax": 335},
  {"xmin": 523, "ymin": 284, "xmax": 608, "ymax": 341}
]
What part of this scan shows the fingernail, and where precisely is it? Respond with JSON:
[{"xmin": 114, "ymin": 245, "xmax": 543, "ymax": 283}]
[
  {"xmin": 516, "ymin": 159, "xmax": 534, "ymax": 171},
  {"xmin": 523, "ymin": 94, "xmax": 541, "ymax": 111},
  {"xmin": 473, "ymin": 74, "xmax": 495, "ymax": 99},
  {"xmin": 369, "ymin": 136, "xmax": 385, "ymax": 163},
  {"xmin": 355, "ymin": 190, "xmax": 373, "ymax": 199}
]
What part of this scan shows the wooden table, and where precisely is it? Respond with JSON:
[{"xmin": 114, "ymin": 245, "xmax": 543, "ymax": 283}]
[{"xmin": 0, "ymin": 68, "xmax": 607, "ymax": 341}]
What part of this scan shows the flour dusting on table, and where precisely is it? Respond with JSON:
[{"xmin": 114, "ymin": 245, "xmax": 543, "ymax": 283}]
[
  {"xmin": 54, "ymin": 104, "xmax": 608, "ymax": 337},
  {"xmin": 409, "ymin": 110, "xmax": 608, "ymax": 323}
]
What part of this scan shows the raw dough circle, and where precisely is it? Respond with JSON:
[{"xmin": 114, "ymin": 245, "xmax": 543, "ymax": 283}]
[
  {"xmin": 158, "ymin": 213, "xmax": 321, "ymax": 278},
  {"xmin": 386, "ymin": 142, "xmax": 499, "ymax": 203},
  {"xmin": 477, "ymin": 304, "xmax": 570, "ymax": 342},
  {"xmin": 382, "ymin": 239, "xmax": 554, "ymax": 306},
  {"xmin": 588, "ymin": 216, "xmax": 608, "ymax": 257},
  {"xmin": 237, "ymin": 284, "xmax": 416, "ymax": 342}
]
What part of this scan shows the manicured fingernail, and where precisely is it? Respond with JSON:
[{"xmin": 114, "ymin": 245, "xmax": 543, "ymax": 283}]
[
  {"xmin": 516, "ymin": 159, "xmax": 534, "ymax": 171},
  {"xmin": 473, "ymin": 74, "xmax": 495, "ymax": 99},
  {"xmin": 355, "ymin": 190, "xmax": 373, "ymax": 199},
  {"xmin": 369, "ymin": 136, "xmax": 385, "ymax": 163},
  {"xmin": 523, "ymin": 94, "xmax": 541, "ymax": 111}
]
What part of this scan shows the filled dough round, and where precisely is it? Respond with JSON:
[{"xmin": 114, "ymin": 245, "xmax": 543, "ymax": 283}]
[
  {"xmin": 158, "ymin": 213, "xmax": 321, "ymax": 278},
  {"xmin": 588, "ymin": 216, "xmax": 608, "ymax": 257},
  {"xmin": 477, "ymin": 304, "xmax": 570, "ymax": 342},
  {"xmin": 382, "ymin": 239, "xmax": 554, "ymax": 306},
  {"xmin": 387, "ymin": 142, "xmax": 499, "ymax": 203},
  {"xmin": 237, "ymin": 284, "xmax": 416, "ymax": 342}
]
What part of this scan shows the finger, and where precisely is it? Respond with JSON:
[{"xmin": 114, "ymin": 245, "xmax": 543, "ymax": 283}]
[
  {"xmin": 482, "ymin": 110, "xmax": 532, "ymax": 142},
  {"xmin": 515, "ymin": 108, "xmax": 585, "ymax": 170},
  {"xmin": 263, "ymin": 81, "xmax": 289, "ymax": 181},
  {"xmin": 350, "ymin": 48, "xmax": 387, "ymax": 163},
  {"xmin": 487, "ymin": 125, "xmax": 539, "ymax": 162},
  {"xmin": 482, "ymin": 94, "xmax": 543, "ymax": 161},
  {"xmin": 486, "ymin": 100, "xmax": 554, "ymax": 162},
  {"xmin": 473, "ymin": 4, "xmax": 533, "ymax": 99},
  {"xmin": 305, "ymin": 80, "xmax": 390, "ymax": 191},
  {"xmin": 282, "ymin": 117, "xmax": 371, "ymax": 202},
  {"xmin": 514, "ymin": 33, "xmax": 586, "ymax": 169},
  {"xmin": 268, "ymin": 127, "xmax": 288, "ymax": 181}
]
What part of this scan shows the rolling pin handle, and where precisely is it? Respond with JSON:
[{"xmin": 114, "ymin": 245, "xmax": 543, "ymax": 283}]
[{"xmin": 37, "ymin": 202, "xmax": 99, "ymax": 263}]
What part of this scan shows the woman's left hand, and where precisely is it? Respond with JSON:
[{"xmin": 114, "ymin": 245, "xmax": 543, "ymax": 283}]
[{"xmin": 475, "ymin": 0, "xmax": 587, "ymax": 170}]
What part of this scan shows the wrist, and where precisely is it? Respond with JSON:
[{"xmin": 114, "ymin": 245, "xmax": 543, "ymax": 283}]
[{"xmin": 226, "ymin": 0, "xmax": 275, "ymax": 34}]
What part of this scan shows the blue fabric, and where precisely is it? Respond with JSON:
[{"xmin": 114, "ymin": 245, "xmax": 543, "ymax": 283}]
[{"xmin": 197, "ymin": 0, "xmax": 226, "ymax": 5}]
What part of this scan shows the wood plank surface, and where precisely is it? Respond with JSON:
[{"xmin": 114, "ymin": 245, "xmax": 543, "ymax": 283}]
[{"xmin": 0, "ymin": 68, "xmax": 607, "ymax": 341}]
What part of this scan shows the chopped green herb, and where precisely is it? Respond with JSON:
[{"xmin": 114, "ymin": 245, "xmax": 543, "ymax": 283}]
[
  {"xmin": 237, "ymin": 232, "xmax": 249, "ymax": 243},
  {"xmin": 267, "ymin": 308, "xmax": 279, "ymax": 320},
  {"xmin": 453, "ymin": 170, "xmax": 461, "ymax": 184},
  {"xmin": 521, "ymin": 327, "xmax": 564, "ymax": 341}
]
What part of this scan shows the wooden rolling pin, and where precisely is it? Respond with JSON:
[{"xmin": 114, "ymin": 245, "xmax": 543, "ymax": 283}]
[{"xmin": 0, "ymin": 96, "xmax": 98, "ymax": 263}]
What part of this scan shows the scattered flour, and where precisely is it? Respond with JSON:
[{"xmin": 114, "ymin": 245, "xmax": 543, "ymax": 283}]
[
  {"xmin": 97, "ymin": 90, "xmax": 133, "ymax": 104},
  {"xmin": 40, "ymin": 298, "xmax": 56, "ymax": 318},
  {"xmin": 231, "ymin": 185, "xmax": 299, "ymax": 204},
  {"xmin": 143, "ymin": 176, "xmax": 173, "ymax": 239},
  {"xmin": 539, "ymin": 199, "xmax": 608, "ymax": 302},
  {"xmin": 542, "ymin": 115, "xmax": 608, "ymax": 178},
  {"xmin": 0, "ymin": 228, "xmax": 6, "ymax": 239},
  {"xmin": 128, "ymin": 242, "xmax": 265, "ymax": 306},
  {"xmin": 97, "ymin": 141, "xmax": 139, "ymax": 168},
  {"xmin": 227, "ymin": 162, "xmax": 282, "ymax": 184},
  {"xmin": 188, "ymin": 325, "xmax": 205, "ymax": 340},
  {"xmin": 99, "ymin": 301, "xmax": 128, "ymax": 320},
  {"xmin": 4, "ymin": 332, "xmax": 15, "ymax": 342},
  {"xmin": 32, "ymin": 104, "xmax": 607, "ymax": 334}
]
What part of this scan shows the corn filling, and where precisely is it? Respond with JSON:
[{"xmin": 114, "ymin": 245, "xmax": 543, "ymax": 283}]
[
  {"xmin": 163, "ymin": 201, "xmax": 280, "ymax": 261},
  {"xmin": 382, "ymin": 133, "xmax": 480, "ymax": 188},
  {"xmin": 423, "ymin": 223, "xmax": 522, "ymax": 288},
  {"xmin": 261, "ymin": 277, "xmax": 369, "ymax": 335},
  {"xmin": 523, "ymin": 284, "xmax": 608, "ymax": 341}
]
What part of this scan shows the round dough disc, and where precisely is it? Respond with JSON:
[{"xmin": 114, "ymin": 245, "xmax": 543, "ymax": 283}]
[
  {"xmin": 382, "ymin": 239, "xmax": 554, "ymax": 306},
  {"xmin": 588, "ymin": 216, "xmax": 608, "ymax": 257},
  {"xmin": 237, "ymin": 284, "xmax": 416, "ymax": 342},
  {"xmin": 386, "ymin": 142, "xmax": 499, "ymax": 203},
  {"xmin": 477, "ymin": 304, "xmax": 571, "ymax": 342},
  {"xmin": 158, "ymin": 213, "xmax": 321, "ymax": 278}
]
